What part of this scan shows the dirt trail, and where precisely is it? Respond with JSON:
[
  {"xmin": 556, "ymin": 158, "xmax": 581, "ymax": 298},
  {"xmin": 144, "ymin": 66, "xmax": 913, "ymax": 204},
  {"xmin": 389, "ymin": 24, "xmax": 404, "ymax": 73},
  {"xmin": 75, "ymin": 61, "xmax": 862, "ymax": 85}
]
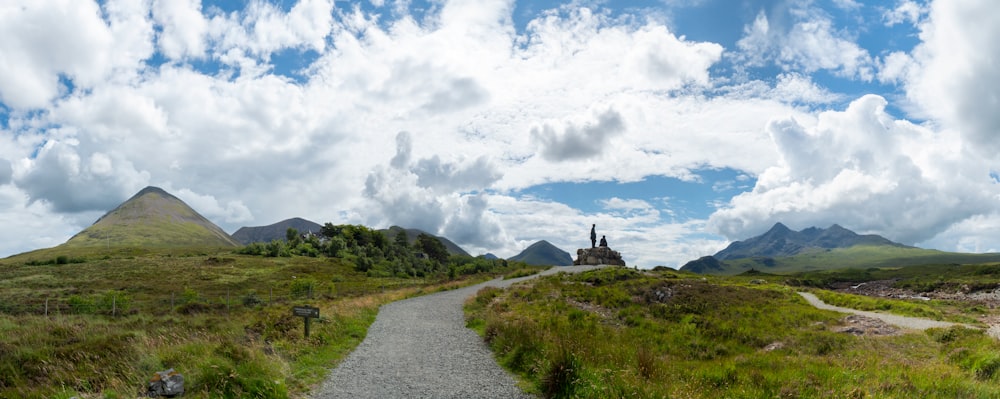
[{"xmin": 798, "ymin": 292, "xmax": 964, "ymax": 330}]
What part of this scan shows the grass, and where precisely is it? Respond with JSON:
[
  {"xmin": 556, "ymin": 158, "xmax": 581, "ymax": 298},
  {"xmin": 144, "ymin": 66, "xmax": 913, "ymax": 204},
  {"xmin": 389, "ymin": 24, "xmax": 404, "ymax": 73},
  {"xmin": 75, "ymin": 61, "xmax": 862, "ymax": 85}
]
[
  {"xmin": 465, "ymin": 267, "xmax": 1000, "ymax": 398},
  {"xmin": 715, "ymin": 245, "xmax": 1000, "ymax": 275},
  {"xmin": 0, "ymin": 246, "xmax": 521, "ymax": 398},
  {"xmin": 809, "ymin": 290, "xmax": 983, "ymax": 325}
]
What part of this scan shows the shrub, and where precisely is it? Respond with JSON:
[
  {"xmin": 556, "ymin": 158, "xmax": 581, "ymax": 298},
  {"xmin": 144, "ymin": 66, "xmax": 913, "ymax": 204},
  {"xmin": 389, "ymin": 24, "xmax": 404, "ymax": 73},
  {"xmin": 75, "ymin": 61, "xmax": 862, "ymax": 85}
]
[
  {"xmin": 242, "ymin": 291, "xmax": 263, "ymax": 308},
  {"xmin": 542, "ymin": 347, "xmax": 581, "ymax": 398}
]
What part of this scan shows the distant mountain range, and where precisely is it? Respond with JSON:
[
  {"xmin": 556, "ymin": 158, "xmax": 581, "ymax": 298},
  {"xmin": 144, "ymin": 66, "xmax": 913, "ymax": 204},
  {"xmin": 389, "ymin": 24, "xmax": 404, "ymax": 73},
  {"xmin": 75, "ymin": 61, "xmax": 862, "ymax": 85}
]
[
  {"xmin": 231, "ymin": 217, "xmax": 323, "ymax": 245},
  {"xmin": 64, "ymin": 186, "xmax": 239, "ymax": 248},
  {"xmin": 682, "ymin": 222, "xmax": 1000, "ymax": 274},
  {"xmin": 39, "ymin": 186, "xmax": 577, "ymax": 264},
  {"xmin": 509, "ymin": 240, "xmax": 573, "ymax": 266},
  {"xmin": 714, "ymin": 222, "xmax": 907, "ymax": 260}
]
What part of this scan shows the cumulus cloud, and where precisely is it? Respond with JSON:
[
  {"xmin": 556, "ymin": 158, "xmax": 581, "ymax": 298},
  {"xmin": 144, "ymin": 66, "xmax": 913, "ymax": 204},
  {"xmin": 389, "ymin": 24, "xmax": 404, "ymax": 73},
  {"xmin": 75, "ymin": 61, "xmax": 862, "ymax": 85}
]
[
  {"xmin": 363, "ymin": 137, "xmax": 506, "ymax": 249},
  {"xmin": 152, "ymin": 0, "xmax": 208, "ymax": 59},
  {"xmin": 735, "ymin": 4, "xmax": 874, "ymax": 80},
  {"xmin": 883, "ymin": 1, "xmax": 925, "ymax": 26},
  {"xmin": 709, "ymin": 94, "xmax": 998, "ymax": 245},
  {"xmin": 903, "ymin": 0, "xmax": 1000, "ymax": 157},
  {"xmin": 532, "ymin": 109, "xmax": 626, "ymax": 162},
  {"xmin": 0, "ymin": 159, "xmax": 12, "ymax": 185},
  {"xmin": 16, "ymin": 140, "xmax": 149, "ymax": 213},
  {"xmin": 173, "ymin": 188, "xmax": 253, "ymax": 224}
]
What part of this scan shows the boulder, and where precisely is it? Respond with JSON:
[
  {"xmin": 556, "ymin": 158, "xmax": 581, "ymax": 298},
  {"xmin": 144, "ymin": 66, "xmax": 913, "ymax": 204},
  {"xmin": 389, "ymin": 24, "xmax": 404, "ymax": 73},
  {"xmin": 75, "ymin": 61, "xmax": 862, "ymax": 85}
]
[
  {"xmin": 574, "ymin": 247, "xmax": 626, "ymax": 266},
  {"xmin": 147, "ymin": 368, "xmax": 184, "ymax": 398}
]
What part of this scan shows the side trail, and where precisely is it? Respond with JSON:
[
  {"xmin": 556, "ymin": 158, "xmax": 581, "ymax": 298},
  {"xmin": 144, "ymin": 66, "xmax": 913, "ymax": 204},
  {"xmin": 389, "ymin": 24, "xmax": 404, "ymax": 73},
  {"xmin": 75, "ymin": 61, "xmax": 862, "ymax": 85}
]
[{"xmin": 311, "ymin": 265, "xmax": 607, "ymax": 399}]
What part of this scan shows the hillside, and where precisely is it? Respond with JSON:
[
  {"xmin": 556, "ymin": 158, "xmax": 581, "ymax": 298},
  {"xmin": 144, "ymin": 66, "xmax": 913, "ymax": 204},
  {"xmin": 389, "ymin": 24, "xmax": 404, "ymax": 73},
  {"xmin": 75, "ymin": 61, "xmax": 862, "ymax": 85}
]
[
  {"xmin": 714, "ymin": 222, "xmax": 906, "ymax": 260},
  {"xmin": 380, "ymin": 226, "xmax": 471, "ymax": 256},
  {"xmin": 231, "ymin": 217, "xmax": 323, "ymax": 244},
  {"xmin": 63, "ymin": 186, "xmax": 239, "ymax": 248},
  {"xmin": 508, "ymin": 240, "xmax": 572, "ymax": 266}
]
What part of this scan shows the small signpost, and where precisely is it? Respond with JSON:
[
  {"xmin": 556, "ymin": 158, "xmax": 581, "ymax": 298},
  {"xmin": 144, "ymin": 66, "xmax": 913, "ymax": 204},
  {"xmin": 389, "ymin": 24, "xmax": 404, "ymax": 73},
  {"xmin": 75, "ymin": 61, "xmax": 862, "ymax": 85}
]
[{"xmin": 293, "ymin": 306, "xmax": 320, "ymax": 338}]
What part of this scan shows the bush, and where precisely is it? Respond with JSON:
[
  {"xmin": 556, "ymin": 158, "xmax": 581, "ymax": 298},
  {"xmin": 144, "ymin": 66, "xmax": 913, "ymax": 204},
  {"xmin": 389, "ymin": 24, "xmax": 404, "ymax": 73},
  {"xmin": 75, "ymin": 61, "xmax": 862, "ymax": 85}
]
[
  {"xmin": 543, "ymin": 347, "xmax": 581, "ymax": 398},
  {"xmin": 242, "ymin": 291, "xmax": 263, "ymax": 308}
]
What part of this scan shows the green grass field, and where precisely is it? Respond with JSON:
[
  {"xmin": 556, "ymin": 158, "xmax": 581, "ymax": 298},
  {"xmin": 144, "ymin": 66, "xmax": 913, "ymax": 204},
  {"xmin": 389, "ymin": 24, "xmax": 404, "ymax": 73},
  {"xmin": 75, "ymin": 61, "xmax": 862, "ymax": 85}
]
[
  {"xmin": 713, "ymin": 245, "xmax": 1000, "ymax": 275},
  {"xmin": 0, "ymin": 246, "xmax": 526, "ymax": 398},
  {"xmin": 465, "ymin": 268, "xmax": 1000, "ymax": 398}
]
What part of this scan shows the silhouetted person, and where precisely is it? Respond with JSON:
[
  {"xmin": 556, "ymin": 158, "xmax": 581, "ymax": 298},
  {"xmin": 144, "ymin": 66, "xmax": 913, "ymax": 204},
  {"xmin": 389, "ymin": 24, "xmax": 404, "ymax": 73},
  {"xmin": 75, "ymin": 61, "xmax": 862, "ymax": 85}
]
[
  {"xmin": 599, "ymin": 235, "xmax": 607, "ymax": 247},
  {"xmin": 590, "ymin": 224, "xmax": 597, "ymax": 248}
]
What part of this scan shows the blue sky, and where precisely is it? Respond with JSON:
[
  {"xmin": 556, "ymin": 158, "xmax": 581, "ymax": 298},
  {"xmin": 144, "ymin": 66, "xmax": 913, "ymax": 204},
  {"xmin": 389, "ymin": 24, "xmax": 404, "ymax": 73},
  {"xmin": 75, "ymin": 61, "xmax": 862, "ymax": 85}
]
[{"xmin": 0, "ymin": 0, "xmax": 998, "ymax": 267}]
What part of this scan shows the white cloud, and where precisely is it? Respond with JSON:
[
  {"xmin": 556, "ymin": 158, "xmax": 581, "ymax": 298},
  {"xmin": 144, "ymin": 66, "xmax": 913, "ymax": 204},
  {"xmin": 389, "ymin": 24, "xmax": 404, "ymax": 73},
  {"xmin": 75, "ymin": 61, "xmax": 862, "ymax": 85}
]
[
  {"xmin": 601, "ymin": 198, "xmax": 653, "ymax": 211},
  {"xmin": 709, "ymin": 94, "xmax": 998, "ymax": 246},
  {"xmin": 173, "ymin": 188, "xmax": 254, "ymax": 224},
  {"xmin": 0, "ymin": 0, "xmax": 145, "ymax": 109},
  {"xmin": 735, "ymin": 6, "xmax": 874, "ymax": 80},
  {"xmin": 903, "ymin": 0, "xmax": 1000, "ymax": 158},
  {"xmin": 153, "ymin": 0, "xmax": 208, "ymax": 59},
  {"xmin": 532, "ymin": 109, "xmax": 626, "ymax": 162},
  {"xmin": 0, "ymin": 159, "xmax": 12, "ymax": 185},
  {"xmin": 883, "ymin": 0, "xmax": 925, "ymax": 26}
]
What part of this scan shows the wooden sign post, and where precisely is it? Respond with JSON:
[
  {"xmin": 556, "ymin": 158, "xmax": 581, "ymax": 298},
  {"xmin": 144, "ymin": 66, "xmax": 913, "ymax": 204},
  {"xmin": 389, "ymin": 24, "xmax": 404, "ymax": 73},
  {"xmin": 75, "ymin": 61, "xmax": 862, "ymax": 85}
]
[{"xmin": 293, "ymin": 306, "xmax": 320, "ymax": 338}]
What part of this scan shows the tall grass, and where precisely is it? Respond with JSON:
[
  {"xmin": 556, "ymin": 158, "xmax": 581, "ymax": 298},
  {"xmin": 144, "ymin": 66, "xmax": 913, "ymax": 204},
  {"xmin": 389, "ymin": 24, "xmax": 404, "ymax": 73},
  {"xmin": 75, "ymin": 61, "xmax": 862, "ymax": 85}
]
[
  {"xmin": 466, "ymin": 268, "xmax": 1000, "ymax": 398},
  {"xmin": 0, "ymin": 248, "xmax": 523, "ymax": 398}
]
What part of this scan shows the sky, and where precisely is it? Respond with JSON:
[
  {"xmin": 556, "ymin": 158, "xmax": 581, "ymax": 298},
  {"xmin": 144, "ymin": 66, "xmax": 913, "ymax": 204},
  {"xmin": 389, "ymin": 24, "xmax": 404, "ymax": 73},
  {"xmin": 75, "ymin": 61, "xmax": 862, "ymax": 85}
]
[{"xmin": 0, "ymin": 0, "xmax": 998, "ymax": 268}]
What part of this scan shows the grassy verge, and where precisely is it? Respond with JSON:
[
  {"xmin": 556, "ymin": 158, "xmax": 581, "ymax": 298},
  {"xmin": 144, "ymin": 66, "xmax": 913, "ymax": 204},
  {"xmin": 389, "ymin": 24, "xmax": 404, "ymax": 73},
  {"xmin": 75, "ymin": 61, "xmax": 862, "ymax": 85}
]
[{"xmin": 465, "ymin": 268, "xmax": 1000, "ymax": 398}]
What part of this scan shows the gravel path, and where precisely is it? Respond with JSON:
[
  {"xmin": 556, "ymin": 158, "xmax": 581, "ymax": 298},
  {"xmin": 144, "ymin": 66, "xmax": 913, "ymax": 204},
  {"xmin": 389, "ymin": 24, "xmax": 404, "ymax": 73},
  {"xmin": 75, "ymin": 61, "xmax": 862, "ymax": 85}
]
[
  {"xmin": 797, "ymin": 292, "xmax": 962, "ymax": 330},
  {"xmin": 311, "ymin": 265, "xmax": 607, "ymax": 399}
]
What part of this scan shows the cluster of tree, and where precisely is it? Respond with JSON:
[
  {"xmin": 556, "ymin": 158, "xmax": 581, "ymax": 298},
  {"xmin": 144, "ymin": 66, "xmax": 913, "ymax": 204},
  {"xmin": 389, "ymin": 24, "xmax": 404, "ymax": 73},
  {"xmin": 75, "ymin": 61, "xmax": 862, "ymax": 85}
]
[{"xmin": 236, "ymin": 223, "xmax": 513, "ymax": 278}]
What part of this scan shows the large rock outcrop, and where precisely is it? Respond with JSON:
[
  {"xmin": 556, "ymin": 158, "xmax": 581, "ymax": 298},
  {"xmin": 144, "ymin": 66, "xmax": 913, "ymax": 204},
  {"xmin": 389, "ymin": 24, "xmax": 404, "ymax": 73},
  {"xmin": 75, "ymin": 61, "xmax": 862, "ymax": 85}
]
[{"xmin": 573, "ymin": 247, "xmax": 626, "ymax": 266}]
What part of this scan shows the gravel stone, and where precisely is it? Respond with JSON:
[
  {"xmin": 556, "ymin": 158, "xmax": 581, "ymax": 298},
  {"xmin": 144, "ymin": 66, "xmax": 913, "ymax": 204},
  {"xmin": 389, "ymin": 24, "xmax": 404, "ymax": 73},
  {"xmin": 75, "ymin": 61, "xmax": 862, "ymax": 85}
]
[{"xmin": 311, "ymin": 265, "xmax": 608, "ymax": 399}]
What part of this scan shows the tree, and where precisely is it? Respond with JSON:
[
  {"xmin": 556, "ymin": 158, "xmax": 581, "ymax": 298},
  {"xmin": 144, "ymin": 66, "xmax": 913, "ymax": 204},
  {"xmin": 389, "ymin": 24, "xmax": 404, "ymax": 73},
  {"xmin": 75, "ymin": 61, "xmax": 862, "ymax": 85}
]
[
  {"xmin": 393, "ymin": 229, "xmax": 410, "ymax": 249},
  {"xmin": 286, "ymin": 227, "xmax": 301, "ymax": 247},
  {"xmin": 415, "ymin": 233, "xmax": 449, "ymax": 264}
]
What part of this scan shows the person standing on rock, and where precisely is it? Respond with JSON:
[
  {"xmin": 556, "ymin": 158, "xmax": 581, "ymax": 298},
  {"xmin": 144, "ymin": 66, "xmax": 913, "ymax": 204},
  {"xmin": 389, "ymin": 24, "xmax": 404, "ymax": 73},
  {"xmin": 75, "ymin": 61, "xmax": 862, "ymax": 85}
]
[
  {"xmin": 599, "ymin": 235, "xmax": 608, "ymax": 247},
  {"xmin": 590, "ymin": 224, "xmax": 597, "ymax": 248}
]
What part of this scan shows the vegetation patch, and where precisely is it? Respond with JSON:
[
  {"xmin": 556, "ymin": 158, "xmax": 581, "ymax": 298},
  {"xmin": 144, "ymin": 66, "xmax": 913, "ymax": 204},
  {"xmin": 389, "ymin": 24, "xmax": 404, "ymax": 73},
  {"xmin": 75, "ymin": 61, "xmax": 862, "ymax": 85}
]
[
  {"xmin": 466, "ymin": 268, "xmax": 1000, "ymax": 398},
  {"xmin": 0, "ymin": 225, "xmax": 532, "ymax": 398}
]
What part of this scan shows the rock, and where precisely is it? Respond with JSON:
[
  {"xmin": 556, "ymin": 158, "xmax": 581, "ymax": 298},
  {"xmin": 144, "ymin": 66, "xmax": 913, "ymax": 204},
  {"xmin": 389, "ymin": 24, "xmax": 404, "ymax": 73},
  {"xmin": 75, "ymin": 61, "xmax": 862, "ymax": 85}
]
[
  {"xmin": 573, "ymin": 246, "xmax": 626, "ymax": 266},
  {"xmin": 147, "ymin": 368, "xmax": 184, "ymax": 398}
]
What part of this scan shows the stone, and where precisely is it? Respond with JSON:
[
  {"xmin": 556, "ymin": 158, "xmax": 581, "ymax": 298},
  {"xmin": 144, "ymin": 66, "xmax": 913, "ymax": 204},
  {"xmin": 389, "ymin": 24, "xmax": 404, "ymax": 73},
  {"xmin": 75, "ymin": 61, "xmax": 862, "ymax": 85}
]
[
  {"xmin": 573, "ymin": 246, "xmax": 626, "ymax": 266},
  {"xmin": 147, "ymin": 368, "xmax": 184, "ymax": 398}
]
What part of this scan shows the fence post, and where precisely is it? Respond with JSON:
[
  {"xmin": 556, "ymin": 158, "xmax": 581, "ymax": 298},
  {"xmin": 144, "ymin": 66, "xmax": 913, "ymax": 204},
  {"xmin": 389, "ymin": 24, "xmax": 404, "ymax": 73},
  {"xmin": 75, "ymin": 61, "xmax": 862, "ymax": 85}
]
[
  {"xmin": 112, "ymin": 294, "xmax": 117, "ymax": 317},
  {"xmin": 171, "ymin": 292, "xmax": 175, "ymax": 308},
  {"xmin": 45, "ymin": 298, "xmax": 49, "ymax": 317},
  {"xmin": 227, "ymin": 290, "xmax": 231, "ymax": 312},
  {"xmin": 269, "ymin": 287, "xmax": 273, "ymax": 304}
]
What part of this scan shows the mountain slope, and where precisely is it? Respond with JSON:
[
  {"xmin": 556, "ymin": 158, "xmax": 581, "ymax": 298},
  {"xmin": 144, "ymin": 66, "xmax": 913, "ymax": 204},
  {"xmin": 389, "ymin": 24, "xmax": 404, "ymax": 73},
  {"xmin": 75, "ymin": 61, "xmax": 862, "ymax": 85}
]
[
  {"xmin": 232, "ymin": 217, "xmax": 323, "ymax": 244},
  {"xmin": 380, "ymin": 226, "xmax": 471, "ymax": 257},
  {"xmin": 63, "ymin": 186, "xmax": 239, "ymax": 248},
  {"xmin": 681, "ymin": 223, "xmax": 1000, "ymax": 275},
  {"xmin": 509, "ymin": 240, "xmax": 573, "ymax": 266},
  {"xmin": 714, "ymin": 223, "xmax": 906, "ymax": 260}
]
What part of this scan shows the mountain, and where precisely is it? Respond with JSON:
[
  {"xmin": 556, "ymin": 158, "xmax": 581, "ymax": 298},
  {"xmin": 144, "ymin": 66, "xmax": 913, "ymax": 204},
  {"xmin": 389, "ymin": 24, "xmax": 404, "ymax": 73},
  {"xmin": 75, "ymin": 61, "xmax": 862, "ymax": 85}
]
[
  {"xmin": 231, "ymin": 217, "xmax": 323, "ymax": 244},
  {"xmin": 63, "ymin": 186, "xmax": 239, "ymax": 248},
  {"xmin": 479, "ymin": 253, "xmax": 499, "ymax": 260},
  {"xmin": 380, "ymin": 226, "xmax": 471, "ymax": 256},
  {"xmin": 509, "ymin": 240, "xmax": 573, "ymax": 266},
  {"xmin": 681, "ymin": 222, "xmax": 1000, "ymax": 275},
  {"xmin": 714, "ymin": 223, "xmax": 906, "ymax": 260}
]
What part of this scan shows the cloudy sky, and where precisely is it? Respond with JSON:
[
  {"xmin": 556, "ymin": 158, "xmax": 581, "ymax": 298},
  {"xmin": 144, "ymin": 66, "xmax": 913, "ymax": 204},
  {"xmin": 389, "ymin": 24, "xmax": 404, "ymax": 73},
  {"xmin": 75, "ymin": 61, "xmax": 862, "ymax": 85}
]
[{"xmin": 1, "ymin": 0, "xmax": 998, "ymax": 267}]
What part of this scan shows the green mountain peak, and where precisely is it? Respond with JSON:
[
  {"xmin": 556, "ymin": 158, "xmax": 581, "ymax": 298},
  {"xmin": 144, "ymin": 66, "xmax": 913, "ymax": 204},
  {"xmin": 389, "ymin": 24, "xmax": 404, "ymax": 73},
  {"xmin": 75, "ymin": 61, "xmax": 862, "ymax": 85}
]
[{"xmin": 63, "ymin": 186, "xmax": 239, "ymax": 248}]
